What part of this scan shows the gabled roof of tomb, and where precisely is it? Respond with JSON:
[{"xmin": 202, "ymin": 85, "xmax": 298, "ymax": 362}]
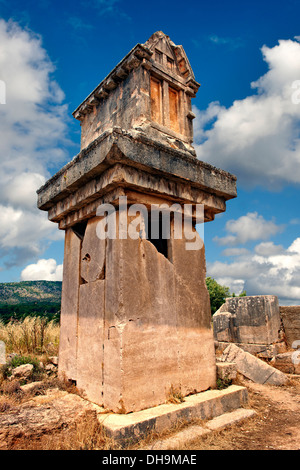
[
  {"xmin": 144, "ymin": 31, "xmax": 196, "ymax": 81},
  {"xmin": 72, "ymin": 31, "xmax": 200, "ymax": 121}
]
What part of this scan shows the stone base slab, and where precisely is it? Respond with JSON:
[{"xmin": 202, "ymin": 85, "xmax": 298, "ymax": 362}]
[
  {"xmin": 144, "ymin": 408, "xmax": 256, "ymax": 449},
  {"xmin": 97, "ymin": 385, "xmax": 248, "ymax": 445},
  {"xmin": 205, "ymin": 408, "xmax": 256, "ymax": 431}
]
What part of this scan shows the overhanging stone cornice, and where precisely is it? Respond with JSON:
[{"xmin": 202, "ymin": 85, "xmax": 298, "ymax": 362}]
[
  {"xmin": 46, "ymin": 163, "xmax": 229, "ymax": 227},
  {"xmin": 37, "ymin": 128, "xmax": 237, "ymax": 220}
]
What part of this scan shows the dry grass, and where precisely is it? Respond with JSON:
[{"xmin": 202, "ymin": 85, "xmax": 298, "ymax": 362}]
[
  {"xmin": 0, "ymin": 317, "xmax": 59, "ymax": 357},
  {"xmin": 0, "ymin": 379, "xmax": 23, "ymax": 412},
  {"xmin": 166, "ymin": 385, "xmax": 185, "ymax": 404}
]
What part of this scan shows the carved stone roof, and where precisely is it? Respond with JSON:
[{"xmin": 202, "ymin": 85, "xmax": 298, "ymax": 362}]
[
  {"xmin": 144, "ymin": 31, "xmax": 196, "ymax": 81},
  {"xmin": 73, "ymin": 31, "xmax": 200, "ymax": 121}
]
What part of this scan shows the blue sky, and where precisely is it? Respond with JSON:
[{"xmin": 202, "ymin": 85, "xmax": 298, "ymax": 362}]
[{"xmin": 0, "ymin": 0, "xmax": 300, "ymax": 304}]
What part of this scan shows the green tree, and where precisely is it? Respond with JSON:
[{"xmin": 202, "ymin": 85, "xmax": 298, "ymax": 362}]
[
  {"xmin": 206, "ymin": 277, "xmax": 230, "ymax": 315},
  {"xmin": 206, "ymin": 277, "xmax": 247, "ymax": 315}
]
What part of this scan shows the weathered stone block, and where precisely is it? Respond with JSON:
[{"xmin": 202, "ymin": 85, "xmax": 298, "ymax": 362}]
[
  {"xmin": 216, "ymin": 362, "xmax": 237, "ymax": 381},
  {"xmin": 220, "ymin": 343, "xmax": 288, "ymax": 385},
  {"xmin": 11, "ymin": 364, "xmax": 33, "ymax": 381},
  {"xmin": 80, "ymin": 218, "xmax": 106, "ymax": 283},
  {"xmin": 58, "ymin": 228, "xmax": 81, "ymax": 383},
  {"xmin": 101, "ymin": 220, "xmax": 216, "ymax": 412},
  {"xmin": 217, "ymin": 341, "xmax": 287, "ymax": 358},
  {"xmin": 76, "ymin": 280, "xmax": 105, "ymax": 404},
  {"xmin": 271, "ymin": 352, "xmax": 300, "ymax": 375},
  {"xmin": 213, "ymin": 312, "xmax": 233, "ymax": 343},
  {"xmin": 213, "ymin": 295, "xmax": 281, "ymax": 345},
  {"xmin": 279, "ymin": 306, "xmax": 300, "ymax": 348}
]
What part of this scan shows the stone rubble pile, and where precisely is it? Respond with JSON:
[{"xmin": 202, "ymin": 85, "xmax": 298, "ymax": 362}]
[{"xmin": 213, "ymin": 295, "xmax": 300, "ymax": 383}]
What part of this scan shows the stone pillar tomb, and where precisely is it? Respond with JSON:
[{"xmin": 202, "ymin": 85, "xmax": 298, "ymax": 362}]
[{"xmin": 37, "ymin": 32, "xmax": 237, "ymax": 413}]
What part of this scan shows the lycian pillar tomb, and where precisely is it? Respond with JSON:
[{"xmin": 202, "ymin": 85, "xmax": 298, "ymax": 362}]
[{"xmin": 37, "ymin": 31, "xmax": 237, "ymax": 413}]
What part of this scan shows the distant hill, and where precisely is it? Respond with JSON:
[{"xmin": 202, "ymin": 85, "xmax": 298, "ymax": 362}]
[
  {"xmin": 0, "ymin": 281, "xmax": 62, "ymax": 324},
  {"xmin": 0, "ymin": 280, "xmax": 62, "ymax": 304}
]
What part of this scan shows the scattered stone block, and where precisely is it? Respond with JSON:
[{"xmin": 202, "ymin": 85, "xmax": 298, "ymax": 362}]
[
  {"xmin": 20, "ymin": 381, "xmax": 44, "ymax": 394},
  {"xmin": 10, "ymin": 364, "xmax": 33, "ymax": 381},
  {"xmin": 45, "ymin": 364, "xmax": 57, "ymax": 374},
  {"xmin": 216, "ymin": 362, "xmax": 237, "ymax": 381},
  {"xmin": 213, "ymin": 295, "xmax": 281, "ymax": 345},
  {"xmin": 213, "ymin": 311, "xmax": 233, "ymax": 343},
  {"xmin": 270, "ymin": 352, "xmax": 300, "ymax": 375},
  {"xmin": 279, "ymin": 306, "xmax": 300, "ymax": 348},
  {"xmin": 220, "ymin": 343, "xmax": 288, "ymax": 385},
  {"xmin": 217, "ymin": 341, "xmax": 287, "ymax": 358},
  {"xmin": 49, "ymin": 356, "xmax": 58, "ymax": 366}
]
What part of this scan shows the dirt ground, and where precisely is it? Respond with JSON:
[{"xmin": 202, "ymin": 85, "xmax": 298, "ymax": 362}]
[{"xmin": 182, "ymin": 375, "xmax": 300, "ymax": 451}]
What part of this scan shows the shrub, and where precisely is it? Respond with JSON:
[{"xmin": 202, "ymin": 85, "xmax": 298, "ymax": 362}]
[{"xmin": 216, "ymin": 376, "xmax": 232, "ymax": 390}]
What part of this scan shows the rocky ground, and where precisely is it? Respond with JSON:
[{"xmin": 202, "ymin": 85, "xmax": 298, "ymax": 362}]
[{"xmin": 0, "ymin": 371, "xmax": 299, "ymax": 450}]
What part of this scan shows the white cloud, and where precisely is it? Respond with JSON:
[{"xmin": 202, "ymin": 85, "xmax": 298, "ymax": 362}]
[
  {"xmin": 1, "ymin": 172, "xmax": 46, "ymax": 210},
  {"xmin": 214, "ymin": 212, "xmax": 284, "ymax": 246},
  {"xmin": 194, "ymin": 38, "xmax": 300, "ymax": 188},
  {"xmin": 221, "ymin": 247, "xmax": 250, "ymax": 257},
  {"xmin": 21, "ymin": 259, "xmax": 63, "ymax": 281},
  {"xmin": 212, "ymin": 277, "xmax": 246, "ymax": 296},
  {"xmin": 208, "ymin": 237, "xmax": 300, "ymax": 304},
  {"xmin": 254, "ymin": 241, "xmax": 284, "ymax": 256},
  {"xmin": 0, "ymin": 19, "xmax": 70, "ymax": 268},
  {"xmin": 0, "ymin": 205, "xmax": 63, "ymax": 250}
]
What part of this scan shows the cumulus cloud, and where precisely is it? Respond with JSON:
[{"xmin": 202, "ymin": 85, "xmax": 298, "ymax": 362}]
[
  {"xmin": 214, "ymin": 212, "xmax": 284, "ymax": 246},
  {"xmin": 21, "ymin": 259, "xmax": 63, "ymax": 281},
  {"xmin": 221, "ymin": 247, "xmax": 250, "ymax": 257},
  {"xmin": 194, "ymin": 38, "xmax": 300, "ymax": 188},
  {"xmin": 254, "ymin": 241, "xmax": 284, "ymax": 256},
  {"xmin": 208, "ymin": 236, "xmax": 300, "ymax": 304},
  {"xmin": 0, "ymin": 19, "xmax": 69, "ymax": 268}
]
